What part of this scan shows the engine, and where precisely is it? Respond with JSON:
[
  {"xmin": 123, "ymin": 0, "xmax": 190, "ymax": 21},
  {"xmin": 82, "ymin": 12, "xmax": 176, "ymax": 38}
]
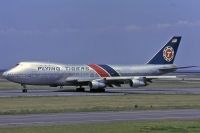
[
  {"xmin": 89, "ymin": 80, "xmax": 106, "ymax": 89},
  {"xmin": 129, "ymin": 78, "xmax": 146, "ymax": 88}
]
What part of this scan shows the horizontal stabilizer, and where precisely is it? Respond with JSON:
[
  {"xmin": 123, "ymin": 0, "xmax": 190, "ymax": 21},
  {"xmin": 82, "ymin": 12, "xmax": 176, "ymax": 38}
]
[
  {"xmin": 159, "ymin": 66, "xmax": 198, "ymax": 72},
  {"xmin": 175, "ymin": 66, "xmax": 198, "ymax": 69}
]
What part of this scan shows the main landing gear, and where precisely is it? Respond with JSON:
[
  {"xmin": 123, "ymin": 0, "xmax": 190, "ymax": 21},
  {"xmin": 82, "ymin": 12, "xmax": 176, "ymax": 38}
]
[
  {"xmin": 75, "ymin": 86, "xmax": 106, "ymax": 92},
  {"xmin": 76, "ymin": 86, "xmax": 85, "ymax": 92},
  {"xmin": 21, "ymin": 84, "xmax": 27, "ymax": 93},
  {"xmin": 90, "ymin": 88, "xmax": 105, "ymax": 93}
]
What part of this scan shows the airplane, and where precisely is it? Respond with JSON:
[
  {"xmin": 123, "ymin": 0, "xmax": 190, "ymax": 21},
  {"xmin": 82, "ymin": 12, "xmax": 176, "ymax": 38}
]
[{"xmin": 2, "ymin": 36, "xmax": 192, "ymax": 93}]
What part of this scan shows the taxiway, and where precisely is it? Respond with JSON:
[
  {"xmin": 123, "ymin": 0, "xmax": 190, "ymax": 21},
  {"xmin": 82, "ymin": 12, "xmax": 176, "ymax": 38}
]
[
  {"xmin": 0, "ymin": 87, "xmax": 200, "ymax": 97},
  {"xmin": 0, "ymin": 109, "xmax": 200, "ymax": 127}
]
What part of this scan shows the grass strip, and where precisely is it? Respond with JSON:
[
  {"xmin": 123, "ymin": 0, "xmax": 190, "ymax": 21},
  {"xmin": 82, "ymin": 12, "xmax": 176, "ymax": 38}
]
[{"xmin": 0, "ymin": 94, "xmax": 200, "ymax": 115}]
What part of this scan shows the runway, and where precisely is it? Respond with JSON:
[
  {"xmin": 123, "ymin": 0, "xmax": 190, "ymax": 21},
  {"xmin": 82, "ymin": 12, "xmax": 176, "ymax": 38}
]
[
  {"xmin": 1, "ymin": 87, "xmax": 200, "ymax": 97},
  {"xmin": 1, "ymin": 109, "xmax": 200, "ymax": 127}
]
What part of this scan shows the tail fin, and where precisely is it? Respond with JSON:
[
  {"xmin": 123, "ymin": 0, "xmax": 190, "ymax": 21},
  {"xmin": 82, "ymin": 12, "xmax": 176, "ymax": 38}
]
[{"xmin": 147, "ymin": 36, "xmax": 181, "ymax": 64}]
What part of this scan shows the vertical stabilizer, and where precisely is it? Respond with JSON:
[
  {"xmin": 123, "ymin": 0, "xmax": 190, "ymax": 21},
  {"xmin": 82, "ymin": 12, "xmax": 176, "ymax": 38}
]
[{"xmin": 147, "ymin": 36, "xmax": 181, "ymax": 64}]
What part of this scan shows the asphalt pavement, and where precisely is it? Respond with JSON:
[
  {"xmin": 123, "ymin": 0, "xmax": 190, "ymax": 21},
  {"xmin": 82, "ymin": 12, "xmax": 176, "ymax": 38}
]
[
  {"xmin": 0, "ymin": 87, "xmax": 200, "ymax": 97},
  {"xmin": 0, "ymin": 109, "xmax": 200, "ymax": 127}
]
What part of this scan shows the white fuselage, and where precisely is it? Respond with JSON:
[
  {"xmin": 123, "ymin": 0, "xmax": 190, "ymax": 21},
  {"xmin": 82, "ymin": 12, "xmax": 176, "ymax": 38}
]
[{"xmin": 3, "ymin": 62, "xmax": 176, "ymax": 86}]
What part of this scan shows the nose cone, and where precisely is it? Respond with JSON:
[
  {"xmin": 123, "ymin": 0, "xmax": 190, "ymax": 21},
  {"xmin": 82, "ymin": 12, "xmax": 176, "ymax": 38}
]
[{"xmin": 2, "ymin": 71, "xmax": 8, "ymax": 79}]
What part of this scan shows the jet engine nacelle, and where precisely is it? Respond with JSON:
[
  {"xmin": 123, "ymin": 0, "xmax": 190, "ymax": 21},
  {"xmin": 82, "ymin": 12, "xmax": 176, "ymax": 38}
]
[
  {"xmin": 129, "ymin": 77, "xmax": 146, "ymax": 88},
  {"xmin": 89, "ymin": 80, "xmax": 106, "ymax": 89}
]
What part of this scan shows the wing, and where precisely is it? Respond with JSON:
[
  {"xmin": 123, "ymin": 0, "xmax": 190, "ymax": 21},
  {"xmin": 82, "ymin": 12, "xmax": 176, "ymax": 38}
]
[
  {"xmin": 104, "ymin": 76, "xmax": 177, "ymax": 87},
  {"xmin": 65, "ymin": 76, "xmax": 177, "ymax": 88}
]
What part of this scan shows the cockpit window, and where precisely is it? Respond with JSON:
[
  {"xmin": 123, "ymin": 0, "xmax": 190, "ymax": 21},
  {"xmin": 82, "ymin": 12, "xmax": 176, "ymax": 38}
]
[{"xmin": 15, "ymin": 64, "xmax": 19, "ymax": 66}]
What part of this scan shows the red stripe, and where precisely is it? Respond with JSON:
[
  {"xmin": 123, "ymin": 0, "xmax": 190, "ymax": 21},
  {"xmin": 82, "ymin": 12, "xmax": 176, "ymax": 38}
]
[{"xmin": 88, "ymin": 64, "xmax": 110, "ymax": 77}]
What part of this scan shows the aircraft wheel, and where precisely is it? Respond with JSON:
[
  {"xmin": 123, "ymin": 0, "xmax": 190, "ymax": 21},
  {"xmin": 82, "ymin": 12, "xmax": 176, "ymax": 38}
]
[
  {"xmin": 22, "ymin": 89, "xmax": 27, "ymax": 93},
  {"xmin": 90, "ymin": 88, "xmax": 105, "ymax": 93},
  {"xmin": 76, "ymin": 87, "xmax": 85, "ymax": 92}
]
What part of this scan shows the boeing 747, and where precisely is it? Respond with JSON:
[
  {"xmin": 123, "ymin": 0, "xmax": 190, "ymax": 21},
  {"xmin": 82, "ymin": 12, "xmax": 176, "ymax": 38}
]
[{"xmin": 3, "ymin": 36, "xmax": 192, "ymax": 92}]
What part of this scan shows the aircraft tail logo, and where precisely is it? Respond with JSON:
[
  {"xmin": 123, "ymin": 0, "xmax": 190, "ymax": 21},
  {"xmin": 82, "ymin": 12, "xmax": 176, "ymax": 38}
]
[
  {"xmin": 163, "ymin": 46, "xmax": 174, "ymax": 62},
  {"xmin": 147, "ymin": 36, "xmax": 181, "ymax": 64}
]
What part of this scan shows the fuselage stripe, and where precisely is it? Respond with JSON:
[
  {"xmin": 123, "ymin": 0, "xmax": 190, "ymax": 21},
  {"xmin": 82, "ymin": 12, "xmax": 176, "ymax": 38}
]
[
  {"xmin": 88, "ymin": 64, "xmax": 110, "ymax": 77},
  {"xmin": 98, "ymin": 64, "xmax": 120, "ymax": 77}
]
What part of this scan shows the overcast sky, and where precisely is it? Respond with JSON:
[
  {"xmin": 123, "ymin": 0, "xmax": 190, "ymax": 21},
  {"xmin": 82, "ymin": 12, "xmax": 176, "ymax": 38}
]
[{"xmin": 0, "ymin": 0, "xmax": 199, "ymax": 68}]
